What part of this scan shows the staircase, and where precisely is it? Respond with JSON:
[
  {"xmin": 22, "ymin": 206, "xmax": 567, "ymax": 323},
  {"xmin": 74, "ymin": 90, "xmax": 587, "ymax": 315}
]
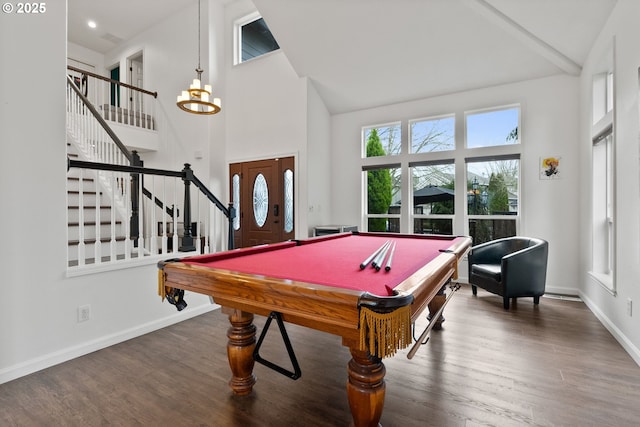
[
  {"xmin": 66, "ymin": 144, "xmax": 134, "ymax": 267},
  {"xmin": 64, "ymin": 68, "xmax": 235, "ymax": 271},
  {"xmin": 65, "ymin": 73, "xmax": 146, "ymax": 268}
]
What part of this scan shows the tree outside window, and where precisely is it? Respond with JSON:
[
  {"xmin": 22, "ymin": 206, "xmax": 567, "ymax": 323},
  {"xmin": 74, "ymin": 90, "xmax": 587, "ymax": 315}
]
[
  {"xmin": 467, "ymin": 159, "xmax": 519, "ymax": 244},
  {"xmin": 410, "ymin": 116, "xmax": 455, "ymax": 153},
  {"xmin": 366, "ymin": 129, "xmax": 393, "ymax": 231},
  {"xmin": 364, "ymin": 124, "xmax": 401, "ymax": 157}
]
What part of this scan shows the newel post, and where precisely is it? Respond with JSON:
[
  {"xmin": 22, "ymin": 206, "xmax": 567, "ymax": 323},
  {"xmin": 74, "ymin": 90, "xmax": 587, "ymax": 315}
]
[
  {"xmin": 130, "ymin": 150, "xmax": 143, "ymax": 242},
  {"xmin": 180, "ymin": 163, "xmax": 196, "ymax": 252},
  {"xmin": 227, "ymin": 203, "xmax": 235, "ymax": 250}
]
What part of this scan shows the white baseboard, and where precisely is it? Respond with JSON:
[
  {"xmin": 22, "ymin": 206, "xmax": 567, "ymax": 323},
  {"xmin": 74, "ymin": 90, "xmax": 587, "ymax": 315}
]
[
  {"xmin": 0, "ymin": 304, "xmax": 218, "ymax": 385},
  {"xmin": 580, "ymin": 291, "xmax": 640, "ymax": 367},
  {"xmin": 545, "ymin": 284, "xmax": 580, "ymax": 296}
]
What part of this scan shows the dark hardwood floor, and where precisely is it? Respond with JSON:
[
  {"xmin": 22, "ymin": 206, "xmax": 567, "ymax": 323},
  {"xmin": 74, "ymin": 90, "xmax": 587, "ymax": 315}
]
[{"xmin": 2, "ymin": 284, "xmax": 639, "ymax": 426}]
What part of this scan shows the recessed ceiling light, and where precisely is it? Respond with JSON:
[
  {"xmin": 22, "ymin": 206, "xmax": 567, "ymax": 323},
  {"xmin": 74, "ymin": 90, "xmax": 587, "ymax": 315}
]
[{"xmin": 87, "ymin": 20, "xmax": 97, "ymax": 29}]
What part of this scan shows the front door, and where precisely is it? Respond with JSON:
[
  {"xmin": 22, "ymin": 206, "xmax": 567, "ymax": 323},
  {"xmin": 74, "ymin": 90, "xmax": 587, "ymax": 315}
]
[{"xmin": 229, "ymin": 157, "xmax": 295, "ymax": 248}]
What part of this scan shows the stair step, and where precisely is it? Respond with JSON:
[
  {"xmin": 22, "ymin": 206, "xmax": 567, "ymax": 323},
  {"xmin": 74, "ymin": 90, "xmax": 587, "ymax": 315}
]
[
  {"xmin": 67, "ymin": 177, "xmax": 95, "ymax": 183},
  {"xmin": 68, "ymin": 190, "xmax": 102, "ymax": 195},
  {"xmin": 68, "ymin": 221, "xmax": 122, "ymax": 226},
  {"xmin": 68, "ymin": 236, "xmax": 127, "ymax": 246}
]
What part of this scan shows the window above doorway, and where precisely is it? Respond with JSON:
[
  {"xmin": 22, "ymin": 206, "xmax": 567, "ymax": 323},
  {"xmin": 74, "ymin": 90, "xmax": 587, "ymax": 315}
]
[{"xmin": 234, "ymin": 12, "xmax": 280, "ymax": 64}]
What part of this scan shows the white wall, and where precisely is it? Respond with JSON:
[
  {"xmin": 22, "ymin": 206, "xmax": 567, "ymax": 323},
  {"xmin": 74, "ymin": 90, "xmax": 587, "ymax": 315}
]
[
  {"xmin": 67, "ymin": 41, "xmax": 105, "ymax": 72},
  {"xmin": 578, "ymin": 0, "xmax": 640, "ymax": 365},
  {"xmin": 0, "ymin": 1, "xmax": 217, "ymax": 385},
  {"xmin": 331, "ymin": 74, "xmax": 581, "ymax": 295},
  {"xmin": 103, "ymin": 2, "xmax": 216, "ymax": 175},
  {"xmin": 224, "ymin": 0, "xmax": 312, "ymax": 238},
  {"xmin": 208, "ymin": 0, "xmax": 229, "ymax": 251},
  {"xmin": 306, "ymin": 81, "xmax": 332, "ymax": 236}
]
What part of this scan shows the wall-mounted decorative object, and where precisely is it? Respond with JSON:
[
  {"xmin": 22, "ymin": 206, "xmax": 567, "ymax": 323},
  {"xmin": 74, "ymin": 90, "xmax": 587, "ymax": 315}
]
[{"xmin": 540, "ymin": 156, "xmax": 561, "ymax": 179}]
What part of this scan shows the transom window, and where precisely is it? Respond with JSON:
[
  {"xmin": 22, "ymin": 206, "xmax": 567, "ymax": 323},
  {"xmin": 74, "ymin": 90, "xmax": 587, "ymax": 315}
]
[
  {"xmin": 409, "ymin": 116, "xmax": 455, "ymax": 153},
  {"xmin": 466, "ymin": 107, "xmax": 519, "ymax": 148},
  {"xmin": 363, "ymin": 123, "xmax": 401, "ymax": 157},
  {"xmin": 234, "ymin": 12, "xmax": 280, "ymax": 64}
]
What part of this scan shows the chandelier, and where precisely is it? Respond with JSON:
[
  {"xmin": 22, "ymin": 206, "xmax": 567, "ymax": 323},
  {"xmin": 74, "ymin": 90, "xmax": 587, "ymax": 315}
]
[{"xmin": 176, "ymin": 0, "xmax": 221, "ymax": 115}]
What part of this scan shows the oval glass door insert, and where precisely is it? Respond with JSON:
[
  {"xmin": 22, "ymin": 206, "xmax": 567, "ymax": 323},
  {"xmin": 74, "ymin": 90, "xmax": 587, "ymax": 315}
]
[{"xmin": 253, "ymin": 173, "xmax": 268, "ymax": 227}]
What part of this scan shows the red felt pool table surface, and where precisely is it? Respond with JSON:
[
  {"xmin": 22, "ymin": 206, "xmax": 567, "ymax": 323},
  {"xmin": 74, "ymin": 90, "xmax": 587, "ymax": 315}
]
[{"xmin": 180, "ymin": 232, "xmax": 468, "ymax": 296}]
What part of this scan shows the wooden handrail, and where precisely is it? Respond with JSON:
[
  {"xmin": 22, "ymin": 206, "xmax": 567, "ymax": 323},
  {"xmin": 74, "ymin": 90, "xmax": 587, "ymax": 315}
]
[
  {"xmin": 68, "ymin": 159, "xmax": 235, "ymax": 250},
  {"xmin": 67, "ymin": 75, "xmax": 133, "ymax": 163},
  {"xmin": 67, "ymin": 65, "xmax": 158, "ymax": 98}
]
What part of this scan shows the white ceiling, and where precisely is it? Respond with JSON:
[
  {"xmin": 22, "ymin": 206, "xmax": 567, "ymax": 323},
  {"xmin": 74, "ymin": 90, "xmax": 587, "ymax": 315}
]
[
  {"xmin": 67, "ymin": 0, "xmax": 618, "ymax": 114},
  {"xmin": 67, "ymin": 0, "xmax": 196, "ymax": 54}
]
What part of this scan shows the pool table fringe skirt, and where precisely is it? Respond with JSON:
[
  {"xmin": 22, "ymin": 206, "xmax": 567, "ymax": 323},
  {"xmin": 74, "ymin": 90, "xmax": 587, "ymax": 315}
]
[
  {"xmin": 359, "ymin": 305, "xmax": 412, "ymax": 358},
  {"xmin": 158, "ymin": 271, "xmax": 168, "ymax": 300},
  {"xmin": 159, "ymin": 269, "xmax": 413, "ymax": 359}
]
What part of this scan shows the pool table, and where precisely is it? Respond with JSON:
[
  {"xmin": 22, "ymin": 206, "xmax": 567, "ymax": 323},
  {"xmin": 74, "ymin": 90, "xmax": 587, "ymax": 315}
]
[{"xmin": 158, "ymin": 232, "xmax": 471, "ymax": 427}]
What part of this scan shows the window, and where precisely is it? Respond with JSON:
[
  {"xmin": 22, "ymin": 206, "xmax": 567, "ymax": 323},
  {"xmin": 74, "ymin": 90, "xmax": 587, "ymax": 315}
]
[
  {"xmin": 253, "ymin": 173, "xmax": 268, "ymax": 227},
  {"xmin": 590, "ymin": 45, "xmax": 615, "ymax": 293},
  {"xmin": 411, "ymin": 163, "xmax": 455, "ymax": 235},
  {"xmin": 361, "ymin": 105, "xmax": 521, "ymax": 239},
  {"xmin": 364, "ymin": 165, "xmax": 400, "ymax": 232},
  {"xmin": 466, "ymin": 158, "xmax": 519, "ymax": 245},
  {"xmin": 232, "ymin": 174, "xmax": 240, "ymax": 231},
  {"xmin": 409, "ymin": 116, "xmax": 455, "ymax": 153},
  {"xmin": 592, "ymin": 130, "xmax": 613, "ymax": 278},
  {"xmin": 235, "ymin": 12, "xmax": 280, "ymax": 64},
  {"xmin": 363, "ymin": 123, "xmax": 401, "ymax": 157},
  {"xmin": 466, "ymin": 107, "xmax": 519, "ymax": 148},
  {"xmin": 284, "ymin": 169, "xmax": 294, "ymax": 233}
]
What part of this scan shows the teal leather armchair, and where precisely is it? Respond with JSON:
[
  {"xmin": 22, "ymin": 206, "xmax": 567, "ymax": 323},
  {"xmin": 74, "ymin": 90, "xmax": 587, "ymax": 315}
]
[{"xmin": 468, "ymin": 236, "xmax": 548, "ymax": 309}]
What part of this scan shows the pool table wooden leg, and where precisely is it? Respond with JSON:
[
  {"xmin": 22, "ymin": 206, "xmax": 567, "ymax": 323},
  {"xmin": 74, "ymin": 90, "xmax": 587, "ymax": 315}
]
[
  {"xmin": 224, "ymin": 308, "xmax": 257, "ymax": 396},
  {"xmin": 346, "ymin": 348, "xmax": 385, "ymax": 427},
  {"xmin": 428, "ymin": 286, "xmax": 447, "ymax": 330}
]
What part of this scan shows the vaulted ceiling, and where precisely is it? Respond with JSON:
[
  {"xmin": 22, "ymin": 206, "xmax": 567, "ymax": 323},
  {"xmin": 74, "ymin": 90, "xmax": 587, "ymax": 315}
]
[{"xmin": 67, "ymin": 0, "xmax": 618, "ymax": 114}]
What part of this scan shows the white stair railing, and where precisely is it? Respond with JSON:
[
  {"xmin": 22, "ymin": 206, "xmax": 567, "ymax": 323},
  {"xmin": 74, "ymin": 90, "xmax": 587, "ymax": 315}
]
[
  {"xmin": 65, "ymin": 73, "xmax": 233, "ymax": 271},
  {"xmin": 67, "ymin": 159, "xmax": 234, "ymax": 270},
  {"xmin": 68, "ymin": 65, "xmax": 157, "ymax": 131}
]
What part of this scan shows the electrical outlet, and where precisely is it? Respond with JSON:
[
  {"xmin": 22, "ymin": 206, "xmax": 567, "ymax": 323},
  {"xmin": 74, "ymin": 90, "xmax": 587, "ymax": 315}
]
[
  {"xmin": 78, "ymin": 305, "xmax": 91, "ymax": 322},
  {"xmin": 627, "ymin": 298, "xmax": 633, "ymax": 317}
]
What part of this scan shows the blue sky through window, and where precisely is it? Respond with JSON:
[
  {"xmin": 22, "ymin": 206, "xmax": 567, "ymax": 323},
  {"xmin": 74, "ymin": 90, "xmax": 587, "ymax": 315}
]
[{"xmin": 466, "ymin": 108, "xmax": 519, "ymax": 148}]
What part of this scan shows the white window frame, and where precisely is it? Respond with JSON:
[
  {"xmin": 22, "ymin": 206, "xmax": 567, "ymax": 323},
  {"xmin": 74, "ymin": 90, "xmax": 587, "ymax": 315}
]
[
  {"xmin": 465, "ymin": 155, "xmax": 521, "ymax": 245},
  {"xmin": 233, "ymin": 11, "xmax": 279, "ymax": 65},
  {"xmin": 409, "ymin": 161, "xmax": 456, "ymax": 235},
  {"xmin": 589, "ymin": 46, "xmax": 616, "ymax": 295},
  {"xmin": 408, "ymin": 114, "xmax": 456, "ymax": 154},
  {"xmin": 465, "ymin": 105, "xmax": 521, "ymax": 149}
]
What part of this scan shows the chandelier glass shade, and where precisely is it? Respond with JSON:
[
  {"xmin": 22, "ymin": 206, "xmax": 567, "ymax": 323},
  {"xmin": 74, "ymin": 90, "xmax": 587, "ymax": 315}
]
[{"xmin": 177, "ymin": 0, "xmax": 221, "ymax": 115}]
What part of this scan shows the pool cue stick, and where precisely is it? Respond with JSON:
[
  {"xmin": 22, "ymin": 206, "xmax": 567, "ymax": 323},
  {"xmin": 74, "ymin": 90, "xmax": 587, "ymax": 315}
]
[
  {"xmin": 407, "ymin": 283, "xmax": 460, "ymax": 359},
  {"xmin": 359, "ymin": 240, "xmax": 390, "ymax": 269},
  {"xmin": 384, "ymin": 241, "xmax": 396, "ymax": 272},
  {"xmin": 373, "ymin": 241, "xmax": 392, "ymax": 271}
]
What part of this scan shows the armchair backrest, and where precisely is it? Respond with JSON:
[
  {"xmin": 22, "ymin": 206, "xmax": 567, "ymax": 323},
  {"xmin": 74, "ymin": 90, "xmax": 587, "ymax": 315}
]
[{"xmin": 469, "ymin": 236, "xmax": 537, "ymax": 264}]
